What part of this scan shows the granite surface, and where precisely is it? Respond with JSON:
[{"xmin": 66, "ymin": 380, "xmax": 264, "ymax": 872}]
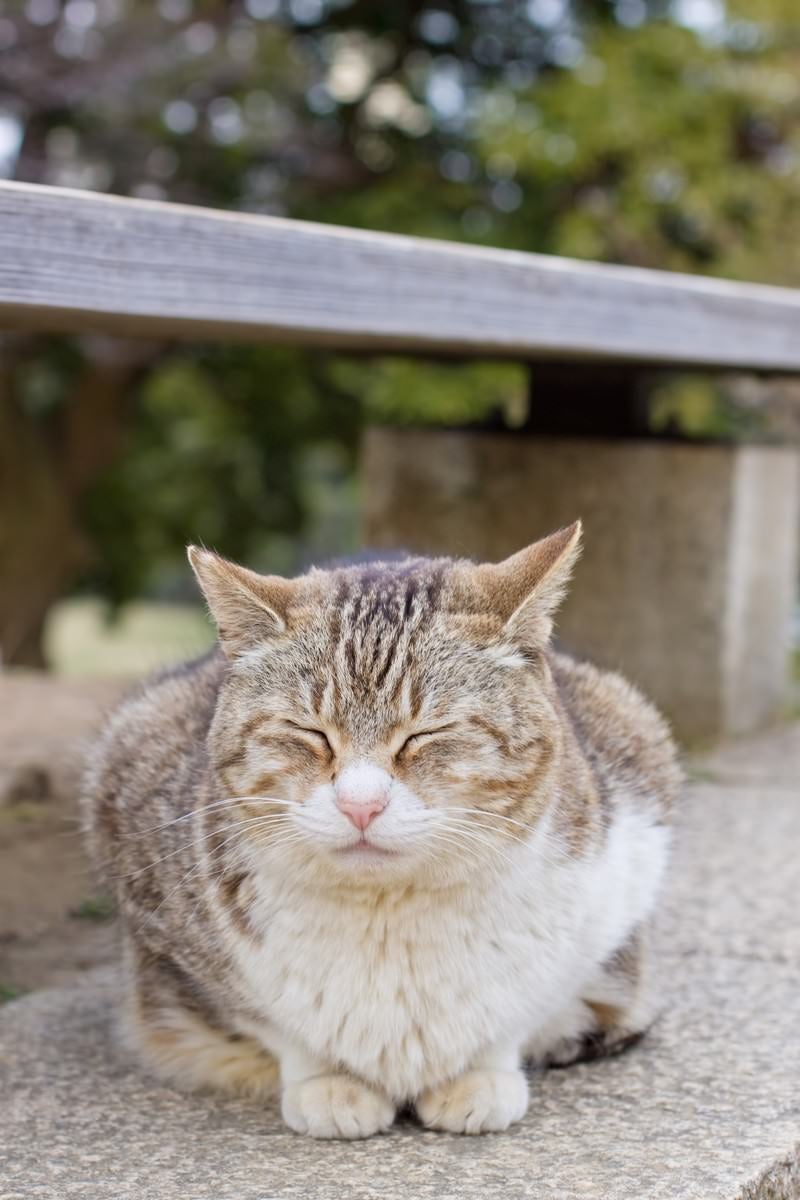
[{"xmin": 1, "ymin": 726, "xmax": 799, "ymax": 1200}]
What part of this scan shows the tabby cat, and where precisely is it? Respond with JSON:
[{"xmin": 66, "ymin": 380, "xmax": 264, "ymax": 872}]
[{"xmin": 83, "ymin": 521, "xmax": 681, "ymax": 1138}]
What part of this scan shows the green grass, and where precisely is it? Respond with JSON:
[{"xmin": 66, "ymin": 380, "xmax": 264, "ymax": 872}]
[
  {"xmin": 0, "ymin": 984, "xmax": 25, "ymax": 1004},
  {"xmin": 682, "ymin": 764, "xmax": 720, "ymax": 784},
  {"xmin": 0, "ymin": 802, "xmax": 52, "ymax": 827},
  {"xmin": 69, "ymin": 895, "xmax": 116, "ymax": 922},
  {"xmin": 45, "ymin": 598, "xmax": 215, "ymax": 677}
]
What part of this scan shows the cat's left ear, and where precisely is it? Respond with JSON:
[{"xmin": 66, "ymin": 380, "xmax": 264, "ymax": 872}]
[
  {"xmin": 476, "ymin": 521, "xmax": 582, "ymax": 647},
  {"xmin": 188, "ymin": 546, "xmax": 298, "ymax": 658}
]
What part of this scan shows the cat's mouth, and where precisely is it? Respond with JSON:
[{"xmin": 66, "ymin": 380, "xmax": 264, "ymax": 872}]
[{"xmin": 336, "ymin": 840, "xmax": 399, "ymax": 860}]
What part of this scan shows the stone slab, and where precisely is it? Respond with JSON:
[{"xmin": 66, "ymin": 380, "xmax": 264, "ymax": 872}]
[
  {"xmin": 658, "ymin": 784, "xmax": 800, "ymax": 965},
  {"xmin": 1, "ymin": 952, "xmax": 798, "ymax": 1200},
  {"xmin": 694, "ymin": 723, "xmax": 800, "ymax": 789},
  {"xmin": 1, "ymin": 730, "xmax": 799, "ymax": 1200}
]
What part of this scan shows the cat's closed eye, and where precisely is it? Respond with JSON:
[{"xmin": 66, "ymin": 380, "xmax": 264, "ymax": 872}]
[
  {"xmin": 285, "ymin": 721, "xmax": 334, "ymax": 755},
  {"xmin": 395, "ymin": 725, "xmax": 456, "ymax": 759}
]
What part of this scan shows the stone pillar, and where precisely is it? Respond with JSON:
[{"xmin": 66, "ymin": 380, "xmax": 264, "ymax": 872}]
[{"xmin": 362, "ymin": 428, "xmax": 800, "ymax": 743}]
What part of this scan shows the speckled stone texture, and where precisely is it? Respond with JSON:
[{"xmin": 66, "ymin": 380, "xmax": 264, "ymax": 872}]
[{"xmin": 1, "ymin": 726, "xmax": 799, "ymax": 1200}]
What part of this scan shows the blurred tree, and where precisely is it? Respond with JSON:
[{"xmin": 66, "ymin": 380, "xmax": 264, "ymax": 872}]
[
  {"xmin": 0, "ymin": 0, "xmax": 798, "ymax": 663},
  {"xmin": 0, "ymin": 334, "xmax": 147, "ymax": 665}
]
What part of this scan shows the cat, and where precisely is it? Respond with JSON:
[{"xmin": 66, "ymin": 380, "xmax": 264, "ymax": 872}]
[{"xmin": 82, "ymin": 520, "xmax": 681, "ymax": 1139}]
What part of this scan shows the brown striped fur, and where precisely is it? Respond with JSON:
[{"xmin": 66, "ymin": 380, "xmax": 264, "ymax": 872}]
[{"xmin": 82, "ymin": 522, "xmax": 681, "ymax": 1130}]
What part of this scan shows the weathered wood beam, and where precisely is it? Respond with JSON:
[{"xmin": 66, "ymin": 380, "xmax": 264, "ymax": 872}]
[{"xmin": 1, "ymin": 180, "xmax": 800, "ymax": 370}]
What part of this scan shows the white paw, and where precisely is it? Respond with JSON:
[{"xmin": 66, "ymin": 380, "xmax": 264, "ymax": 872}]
[
  {"xmin": 282, "ymin": 1074, "xmax": 395, "ymax": 1139},
  {"xmin": 417, "ymin": 1068, "xmax": 529, "ymax": 1135}
]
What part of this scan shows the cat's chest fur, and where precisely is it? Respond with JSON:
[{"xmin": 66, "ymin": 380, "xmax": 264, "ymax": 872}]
[
  {"xmin": 229, "ymin": 807, "xmax": 668, "ymax": 1100},
  {"xmin": 235, "ymin": 879, "xmax": 535, "ymax": 1099}
]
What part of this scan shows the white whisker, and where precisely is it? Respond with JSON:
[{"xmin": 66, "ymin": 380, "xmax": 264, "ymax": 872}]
[
  {"xmin": 444, "ymin": 806, "xmax": 536, "ymax": 833},
  {"xmin": 134, "ymin": 825, "xmax": 259, "ymax": 934},
  {"xmin": 423, "ymin": 829, "xmax": 490, "ymax": 873},
  {"xmin": 122, "ymin": 795, "xmax": 295, "ymax": 839},
  {"xmin": 438, "ymin": 820, "xmax": 521, "ymax": 873},
  {"xmin": 444, "ymin": 806, "xmax": 564, "ymax": 867},
  {"xmin": 113, "ymin": 814, "xmax": 296, "ymax": 881}
]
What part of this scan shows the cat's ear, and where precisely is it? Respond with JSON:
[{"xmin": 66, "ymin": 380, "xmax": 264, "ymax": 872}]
[
  {"xmin": 188, "ymin": 547, "xmax": 295, "ymax": 658},
  {"xmin": 477, "ymin": 521, "xmax": 582, "ymax": 646}
]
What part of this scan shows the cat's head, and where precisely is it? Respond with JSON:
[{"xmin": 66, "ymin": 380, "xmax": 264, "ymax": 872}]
[{"xmin": 189, "ymin": 522, "xmax": 580, "ymax": 886}]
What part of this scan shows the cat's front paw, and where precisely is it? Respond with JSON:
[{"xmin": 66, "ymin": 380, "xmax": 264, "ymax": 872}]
[
  {"xmin": 417, "ymin": 1068, "xmax": 529, "ymax": 1134},
  {"xmin": 282, "ymin": 1073, "xmax": 395, "ymax": 1139}
]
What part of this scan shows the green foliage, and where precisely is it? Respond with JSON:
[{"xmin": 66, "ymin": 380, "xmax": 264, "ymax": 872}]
[
  {"xmin": 334, "ymin": 359, "xmax": 528, "ymax": 427},
  {"xmin": 82, "ymin": 344, "xmax": 364, "ymax": 598},
  {"xmin": 648, "ymin": 376, "xmax": 767, "ymax": 441},
  {"xmin": 79, "ymin": 346, "xmax": 524, "ymax": 599},
  {"xmin": 5, "ymin": 0, "xmax": 800, "ymax": 611},
  {"xmin": 13, "ymin": 338, "xmax": 85, "ymax": 419},
  {"xmin": 479, "ymin": 20, "xmax": 800, "ymax": 282}
]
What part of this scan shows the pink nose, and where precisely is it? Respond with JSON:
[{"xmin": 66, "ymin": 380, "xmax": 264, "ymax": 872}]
[
  {"xmin": 335, "ymin": 764, "xmax": 391, "ymax": 832},
  {"xmin": 336, "ymin": 795, "xmax": 388, "ymax": 831}
]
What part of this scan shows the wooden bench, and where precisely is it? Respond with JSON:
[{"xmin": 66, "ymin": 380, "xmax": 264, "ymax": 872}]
[
  {"xmin": 1, "ymin": 180, "xmax": 799, "ymax": 367},
  {"xmin": 2, "ymin": 180, "xmax": 798, "ymax": 738}
]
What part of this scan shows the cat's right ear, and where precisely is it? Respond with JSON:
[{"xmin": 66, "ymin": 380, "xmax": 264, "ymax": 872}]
[
  {"xmin": 474, "ymin": 521, "xmax": 582, "ymax": 648},
  {"xmin": 187, "ymin": 547, "xmax": 295, "ymax": 658}
]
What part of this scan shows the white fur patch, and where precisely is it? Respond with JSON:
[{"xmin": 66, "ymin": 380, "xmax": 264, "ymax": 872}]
[
  {"xmin": 230, "ymin": 798, "xmax": 670, "ymax": 1102},
  {"xmin": 335, "ymin": 762, "xmax": 392, "ymax": 807}
]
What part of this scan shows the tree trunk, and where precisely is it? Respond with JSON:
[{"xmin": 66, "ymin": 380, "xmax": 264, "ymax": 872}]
[{"xmin": 0, "ymin": 337, "xmax": 146, "ymax": 668}]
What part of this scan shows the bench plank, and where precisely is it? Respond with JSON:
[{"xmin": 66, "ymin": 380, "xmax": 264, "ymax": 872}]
[{"xmin": 1, "ymin": 180, "xmax": 799, "ymax": 370}]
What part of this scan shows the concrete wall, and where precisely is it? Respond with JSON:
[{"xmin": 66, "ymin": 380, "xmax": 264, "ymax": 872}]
[{"xmin": 362, "ymin": 430, "xmax": 800, "ymax": 743}]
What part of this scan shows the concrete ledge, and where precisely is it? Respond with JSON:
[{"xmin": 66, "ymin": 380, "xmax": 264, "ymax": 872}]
[
  {"xmin": 362, "ymin": 429, "xmax": 800, "ymax": 742},
  {"xmin": 2, "ymin": 729, "xmax": 799, "ymax": 1200}
]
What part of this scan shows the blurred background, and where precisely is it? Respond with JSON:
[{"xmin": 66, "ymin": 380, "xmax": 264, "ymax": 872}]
[
  {"xmin": 1, "ymin": 0, "xmax": 800, "ymax": 678},
  {"xmin": 2, "ymin": 0, "xmax": 800, "ymax": 1002}
]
